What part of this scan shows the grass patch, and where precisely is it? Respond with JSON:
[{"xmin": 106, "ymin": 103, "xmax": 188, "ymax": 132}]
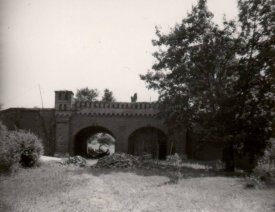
[{"xmin": 0, "ymin": 158, "xmax": 274, "ymax": 212}]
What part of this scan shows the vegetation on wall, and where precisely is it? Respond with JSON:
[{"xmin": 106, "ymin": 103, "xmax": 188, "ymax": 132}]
[
  {"xmin": 75, "ymin": 87, "xmax": 116, "ymax": 102},
  {"xmin": 75, "ymin": 87, "xmax": 99, "ymax": 101},
  {"xmin": 131, "ymin": 93, "xmax": 138, "ymax": 103},
  {"xmin": 102, "ymin": 89, "xmax": 116, "ymax": 102}
]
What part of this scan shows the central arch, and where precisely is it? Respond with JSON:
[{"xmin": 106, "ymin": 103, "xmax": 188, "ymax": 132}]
[
  {"xmin": 128, "ymin": 127, "xmax": 167, "ymax": 160},
  {"xmin": 73, "ymin": 126, "xmax": 116, "ymax": 157}
]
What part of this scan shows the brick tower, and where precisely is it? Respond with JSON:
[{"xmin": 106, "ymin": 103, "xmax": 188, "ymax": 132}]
[{"xmin": 54, "ymin": 90, "xmax": 74, "ymax": 111}]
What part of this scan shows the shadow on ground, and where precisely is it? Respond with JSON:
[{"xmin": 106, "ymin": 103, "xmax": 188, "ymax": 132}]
[{"xmin": 66, "ymin": 163, "xmax": 242, "ymax": 185}]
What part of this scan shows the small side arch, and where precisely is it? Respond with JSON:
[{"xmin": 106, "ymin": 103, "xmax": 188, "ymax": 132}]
[{"xmin": 128, "ymin": 126, "xmax": 167, "ymax": 160}]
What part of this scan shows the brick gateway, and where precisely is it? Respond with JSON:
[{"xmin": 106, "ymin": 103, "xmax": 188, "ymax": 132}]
[{"xmin": 0, "ymin": 91, "xmax": 187, "ymax": 159}]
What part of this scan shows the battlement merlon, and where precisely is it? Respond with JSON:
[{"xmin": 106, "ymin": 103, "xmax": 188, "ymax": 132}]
[
  {"xmin": 72, "ymin": 101, "xmax": 160, "ymax": 117},
  {"xmin": 54, "ymin": 90, "xmax": 160, "ymax": 116},
  {"xmin": 73, "ymin": 101, "xmax": 159, "ymax": 110}
]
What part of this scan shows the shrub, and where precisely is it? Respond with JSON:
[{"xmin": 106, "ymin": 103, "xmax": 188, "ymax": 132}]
[
  {"xmin": 166, "ymin": 154, "xmax": 182, "ymax": 164},
  {"xmin": 253, "ymin": 139, "xmax": 275, "ymax": 184},
  {"xmin": 0, "ymin": 123, "xmax": 20, "ymax": 172},
  {"xmin": 0, "ymin": 122, "xmax": 44, "ymax": 172},
  {"xmin": 15, "ymin": 130, "xmax": 44, "ymax": 167}
]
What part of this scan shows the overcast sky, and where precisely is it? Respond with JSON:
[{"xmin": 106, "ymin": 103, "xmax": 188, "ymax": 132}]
[{"xmin": 0, "ymin": 0, "xmax": 238, "ymax": 109}]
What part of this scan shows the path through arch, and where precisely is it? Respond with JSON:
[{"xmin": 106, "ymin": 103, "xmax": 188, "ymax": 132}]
[{"xmin": 74, "ymin": 126, "xmax": 116, "ymax": 157}]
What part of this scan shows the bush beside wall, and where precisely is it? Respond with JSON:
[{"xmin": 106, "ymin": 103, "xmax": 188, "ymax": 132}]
[{"xmin": 0, "ymin": 122, "xmax": 44, "ymax": 172}]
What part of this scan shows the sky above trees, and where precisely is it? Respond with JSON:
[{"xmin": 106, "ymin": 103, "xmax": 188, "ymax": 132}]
[{"xmin": 0, "ymin": 0, "xmax": 237, "ymax": 109}]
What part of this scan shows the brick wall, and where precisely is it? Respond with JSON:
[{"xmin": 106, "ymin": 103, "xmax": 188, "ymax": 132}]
[{"xmin": 0, "ymin": 108, "xmax": 55, "ymax": 155}]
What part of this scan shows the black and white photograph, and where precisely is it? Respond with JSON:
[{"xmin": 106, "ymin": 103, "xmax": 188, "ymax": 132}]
[{"xmin": 0, "ymin": 0, "xmax": 274, "ymax": 211}]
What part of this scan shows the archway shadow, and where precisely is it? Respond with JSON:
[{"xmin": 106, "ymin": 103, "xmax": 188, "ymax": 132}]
[{"xmin": 128, "ymin": 127, "xmax": 168, "ymax": 160}]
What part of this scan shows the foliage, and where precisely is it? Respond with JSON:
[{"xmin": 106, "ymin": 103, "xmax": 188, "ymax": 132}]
[
  {"xmin": 0, "ymin": 121, "xmax": 7, "ymax": 136},
  {"xmin": 0, "ymin": 122, "xmax": 20, "ymax": 172},
  {"xmin": 15, "ymin": 130, "xmax": 44, "ymax": 167},
  {"xmin": 253, "ymin": 139, "xmax": 275, "ymax": 177},
  {"xmin": 0, "ymin": 122, "xmax": 44, "ymax": 172},
  {"xmin": 141, "ymin": 0, "xmax": 238, "ymax": 133},
  {"xmin": 228, "ymin": 0, "xmax": 274, "ymax": 165},
  {"xmin": 75, "ymin": 87, "xmax": 99, "ymax": 101},
  {"xmin": 96, "ymin": 133, "xmax": 115, "ymax": 150},
  {"xmin": 87, "ymin": 133, "xmax": 115, "ymax": 158},
  {"xmin": 102, "ymin": 88, "xmax": 116, "ymax": 102},
  {"xmin": 131, "ymin": 93, "xmax": 137, "ymax": 102},
  {"xmin": 140, "ymin": 0, "xmax": 274, "ymax": 171}
]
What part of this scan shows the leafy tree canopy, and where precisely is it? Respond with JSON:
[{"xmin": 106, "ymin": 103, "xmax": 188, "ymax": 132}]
[
  {"xmin": 75, "ymin": 87, "xmax": 99, "ymax": 101},
  {"xmin": 89, "ymin": 133, "xmax": 115, "ymax": 150},
  {"xmin": 102, "ymin": 89, "xmax": 116, "ymax": 102},
  {"xmin": 140, "ymin": 0, "xmax": 274, "ymax": 170},
  {"xmin": 97, "ymin": 133, "xmax": 115, "ymax": 150}
]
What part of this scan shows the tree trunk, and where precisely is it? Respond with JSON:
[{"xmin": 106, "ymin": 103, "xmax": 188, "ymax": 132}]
[{"xmin": 222, "ymin": 141, "xmax": 235, "ymax": 172}]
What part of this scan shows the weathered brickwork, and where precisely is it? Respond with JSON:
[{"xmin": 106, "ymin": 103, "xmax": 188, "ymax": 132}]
[
  {"xmin": 0, "ymin": 108, "xmax": 55, "ymax": 155},
  {"xmin": 0, "ymin": 90, "xmax": 228, "ymax": 160},
  {"xmin": 0, "ymin": 90, "xmax": 188, "ymax": 159}
]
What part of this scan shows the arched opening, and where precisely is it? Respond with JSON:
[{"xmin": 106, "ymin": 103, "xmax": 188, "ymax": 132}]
[
  {"xmin": 74, "ymin": 126, "xmax": 116, "ymax": 158},
  {"xmin": 128, "ymin": 127, "xmax": 167, "ymax": 160}
]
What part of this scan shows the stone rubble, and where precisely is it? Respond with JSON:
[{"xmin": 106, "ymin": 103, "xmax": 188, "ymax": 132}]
[
  {"xmin": 93, "ymin": 152, "xmax": 180, "ymax": 170},
  {"xmin": 94, "ymin": 152, "xmax": 140, "ymax": 168},
  {"xmin": 63, "ymin": 156, "xmax": 87, "ymax": 167}
]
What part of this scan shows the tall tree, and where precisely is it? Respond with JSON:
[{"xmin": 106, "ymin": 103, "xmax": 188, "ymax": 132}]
[
  {"xmin": 140, "ymin": 0, "xmax": 274, "ymax": 170},
  {"xmin": 141, "ymin": 0, "xmax": 237, "ymax": 141},
  {"xmin": 228, "ymin": 0, "xmax": 275, "ymax": 166},
  {"xmin": 102, "ymin": 89, "xmax": 116, "ymax": 102},
  {"xmin": 75, "ymin": 87, "xmax": 99, "ymax": 101}
]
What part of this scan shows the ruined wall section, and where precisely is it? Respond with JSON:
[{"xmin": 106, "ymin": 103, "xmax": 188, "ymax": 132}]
[{"xmin": 0, "ymin": 108, "xmax": 55, "ymax": 155}]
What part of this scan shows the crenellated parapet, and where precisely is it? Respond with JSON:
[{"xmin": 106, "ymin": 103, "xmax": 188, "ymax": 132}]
[
  {"xmin": 0, "ymin": 91, "xmax": 189, "ymax": 159},
  {"xmin": 74, "ymin": 101, "xmax": 159, "ymax": 110},
  {"xmin": 72, "ymin": 101, "xmax": 159, "ymax": 117},
  {"xmin": 54, "ymin": 90, "xmax": 160, "ymax": 117}
]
